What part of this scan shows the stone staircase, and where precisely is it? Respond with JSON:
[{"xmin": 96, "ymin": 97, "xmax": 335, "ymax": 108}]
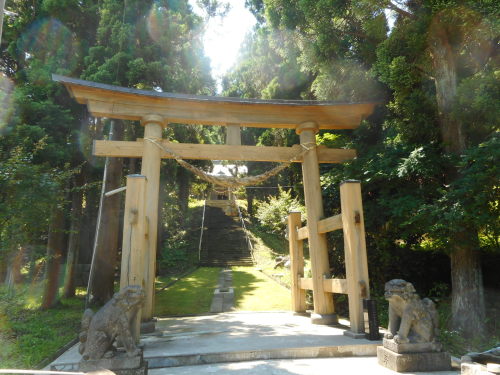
[{"xmin": 200, "ymin": 206, "xmax": 253, "ymax": 267}]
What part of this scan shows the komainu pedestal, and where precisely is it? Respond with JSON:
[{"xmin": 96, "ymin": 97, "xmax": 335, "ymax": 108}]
[{"xmin": 377, "ymin": 279, "xmax": 451, "ymax": 372}]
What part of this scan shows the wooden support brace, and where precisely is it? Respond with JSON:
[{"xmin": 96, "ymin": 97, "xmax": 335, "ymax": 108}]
[
  {"xmin": 288, "ymin": 212, "xmax": 306, "ymax": 313},
  {"xmin": 297, "ymin": 214, "xmax": 343, "ymax": 240},
  {"xmin": 299, "ymin": 278, "xmax": 347, "ymax": 294},
  {"xmin": 340, "ymin": 180, "xmax": 370, "ymax": 335},
  {"xmin": 120, "ymin": 174, "xmax": 146, "ymax": 343}
]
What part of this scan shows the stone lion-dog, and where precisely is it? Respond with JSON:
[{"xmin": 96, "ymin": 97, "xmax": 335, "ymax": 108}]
[
  {"xmin": 79, "ymin": 285, "xmax": 145, "ymax": 360},
  {"xmin": 384, "ymin": 279, "xmax": 440, "ymax": 348}
]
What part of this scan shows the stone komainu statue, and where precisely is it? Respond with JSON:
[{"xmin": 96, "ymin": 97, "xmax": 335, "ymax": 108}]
[
  {"xmin": 384, "ymin": 279, "xmax": 440, "ymax": 348},
  {"xmin": 79, "ymin": 285, "xmax": 145, "ymax": 360}
]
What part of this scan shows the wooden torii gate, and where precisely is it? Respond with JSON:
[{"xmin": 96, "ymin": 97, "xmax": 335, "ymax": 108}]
[{"xmin": 53, "ymin": 74, "xmax": 376, "ymax": 335}]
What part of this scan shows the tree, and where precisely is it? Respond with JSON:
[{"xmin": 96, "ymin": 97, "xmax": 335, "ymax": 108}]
[{"xmin": 0, "ymin": 0, "xmax": 99, "ymax": 308}]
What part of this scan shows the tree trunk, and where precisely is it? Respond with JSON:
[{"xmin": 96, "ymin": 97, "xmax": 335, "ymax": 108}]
[
  {"xmin": 63, "ymin": 173, "xmax": 84, "ymax": 298},
  {"xmin": 450, "ymin": 236, "xmax": 485, "ymax": 338},
  {"xmin": 41, "ymin": 204, "xmax": 66, "ymax": 309},
  {"xmin": 429, "ymin": 17, "xmax": 465, "ymax": 155},
  {"xmin": 177, "ymin": 167, "xmax": 190, "ymax": 225},
  {"xmin": 4, "ymin": 245, "xmax": 25, "ymax": 286},
  {"xmin": 429, "ymin": 20, "xmax": 485, "ymax": 337},
  {"xmin": 246, "ymin": 187, "xmax": 254, "ymax": 217},
  {"xmin": 89, "ymin": 120, "xmax": 124, "ymax": 305}
]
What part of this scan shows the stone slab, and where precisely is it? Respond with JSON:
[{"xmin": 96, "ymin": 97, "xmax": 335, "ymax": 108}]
[
  {"xmin": 310, "ymin": 313, "xmax": 338, "ymax": 325},
  {"xmin": 100, "ymin": 363, "xmax": 147, "ymax": 375},
  {"xmin": 488, "ymin": 363, "xmax": 500, "ymax": 374},
  {"xmin": 78, "ymin": 355, "xmax": 143, "ymax": 371},
  {"xmin": 461, "ymin": 362, "xmax": 498, "ymax": 375},
  {"xmin": 383, "ymin": 338, "xmax": 440, "ymax": 353},
  {"xmin": 149, "ymin": 357, "xmax": 459, "ymax": 375},
  {"xmin": 146, "ymin": 344, "xmax": 376, "ymax": 368},
  {"xmin": 343, "ymin": 330, "xmax": 367, "ymax": 339},
  {"xmin": 210, "ymin": 288, "xmax": 234, "ymax": 313},
  {"xmin": 378, "ymin": 346, "xmax": 451, "ymax": 372}
]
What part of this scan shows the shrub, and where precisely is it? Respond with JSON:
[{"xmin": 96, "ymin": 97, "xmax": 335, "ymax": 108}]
[{"xmin": 255, "ymin": 188, "xmax": 305, "ymax": 235}]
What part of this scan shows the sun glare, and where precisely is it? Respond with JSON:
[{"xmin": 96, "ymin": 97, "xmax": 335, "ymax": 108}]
[{"xmin": 190, "ymin": 0, "xmax": 256, "ymax": 91}]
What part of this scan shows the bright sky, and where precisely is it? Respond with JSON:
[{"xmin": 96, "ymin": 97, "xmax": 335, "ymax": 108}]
[{"xmin": 190, "ymin": 0, "xmax": 256, "ymax": 90}]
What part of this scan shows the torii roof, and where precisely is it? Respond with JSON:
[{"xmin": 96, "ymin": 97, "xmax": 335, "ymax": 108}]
[{"xmin": 53, "ymin": 74, "xmax": 377, "ymax": 129}]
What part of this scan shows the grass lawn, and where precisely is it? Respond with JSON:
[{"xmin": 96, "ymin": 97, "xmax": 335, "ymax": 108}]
[
  {"xmin": 231, "ymin": 266, "xmax": 291, "ymax": 311},
  {"xmin": 0, "ymin": 285, "xmax": 85, "ymax": 369},
  {"xmin": 154, "ymin": 267, "xmax": 221, "ymax": 316}
]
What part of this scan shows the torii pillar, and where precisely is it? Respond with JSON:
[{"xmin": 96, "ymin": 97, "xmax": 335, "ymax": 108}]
[
  {"xmin": 296, "ymin": 121, "xmax": 336, "ymax": 324},
  {"xmin": 140, "ymin": 114, "xmax": 164, "ymax": 321}
]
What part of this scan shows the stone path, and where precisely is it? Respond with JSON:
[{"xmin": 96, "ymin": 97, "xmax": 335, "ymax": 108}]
[{"xmin": 210, "ymin": 269, "xmax": 234, "ymax": 313}]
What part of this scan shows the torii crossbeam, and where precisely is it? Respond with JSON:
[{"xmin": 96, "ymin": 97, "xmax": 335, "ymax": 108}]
[{"xmin": 53, "ymin": 74, "xmax": 377, "ymax": 330}]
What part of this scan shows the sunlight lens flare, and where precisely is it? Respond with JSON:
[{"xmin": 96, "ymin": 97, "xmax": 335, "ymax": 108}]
[
  {"xmin": 18, "ymin": 18, "xmax": 81, "ymax": 78},
  {"xmin": 147, "ymin": 3, "xmax": 169, "ymax": 45}
]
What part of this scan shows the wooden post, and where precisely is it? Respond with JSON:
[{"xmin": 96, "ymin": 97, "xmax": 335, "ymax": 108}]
[
  {"xmin": 226, "ymin": 124, "xmax": 241, "ymax": 145},
  {"xmin": 226, "ymin": 123, "xmax": 240, "ymax": 215},
  {"xmin": 340, "ymin": 180, "xmax": 370, "ymax": 337},
  {"xmin": 288, "ymin": 211, "xmax": 306, "ymax": 313},
  {"xmin": 120, "ymin": 174, "xmax": 146, "ymax": 342},
  {"xmin": 140, "ymin": 114, "xmax": 164, "ymax": 321},
  {"xmin": 296, "ymin": 121, "xmax": 336, "ymax": 324}
]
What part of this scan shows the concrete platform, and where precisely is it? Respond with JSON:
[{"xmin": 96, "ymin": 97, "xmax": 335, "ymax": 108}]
[
  {"xmin": 149, "ymin": 357, "xmax": 459, "ymax": 375},
  {"xmin": 49, "ymin": 311, "xmax": 379, "ymax": 370}
]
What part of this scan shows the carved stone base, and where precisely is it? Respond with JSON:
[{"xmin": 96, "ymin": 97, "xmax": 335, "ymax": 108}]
[
  {"xmin": 383, "ymin": 338, "xmax": 441, "ymax": 353},
  {"xmin": 377, "ymin": 346, "xmax": 451, "ymax": 372},
  {"xmin": 78, "ymin": 353, "xmax": 148, "ymax": 375},
  {"xmin": 310, "ymin": 313, "xmax": 338, "ymax": 325}
]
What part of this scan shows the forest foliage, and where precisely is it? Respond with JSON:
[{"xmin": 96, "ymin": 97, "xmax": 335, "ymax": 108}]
[{"xmin": 0, "ymin": 0, "xmax": 498, "ymax": 346}]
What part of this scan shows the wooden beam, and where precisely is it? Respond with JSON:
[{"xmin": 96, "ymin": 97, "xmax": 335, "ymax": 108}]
[
  {"xmin": 53, "ymin": 74, "xmax": 378, "ymax": 130},
  {"xmin": 93, "ymin": 140, "xmax": 357, "ymax": 164},
  {"xmin": 297, "ymin": 226, "xmax": 309, "ymax": 241},
  {"xmin": 318, "ymin": 214, "xmax": 343, "ymax": 233},
  {"xmin": 300, "ymin": 277, "xmax": 348, "ymax": 294},
  {"xmin": 299, "ymin": 277, "xmax": 313, "ymax": 290},
  {"xmin": 296, "ymin": 214, "xmax": 343, "ymax": 241},
  {"xmin": 323, "ymin": 278, "xmax": 348, "ymax": 294}
]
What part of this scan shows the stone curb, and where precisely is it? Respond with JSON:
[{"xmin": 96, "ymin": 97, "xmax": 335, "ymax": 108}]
[{"xmin": 146, "ymin": 344, "xmax": 379, "ymax": 368}]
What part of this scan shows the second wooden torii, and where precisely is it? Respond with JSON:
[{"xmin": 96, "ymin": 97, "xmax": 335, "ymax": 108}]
[{"xmin": 53, "ymin": 74, "xmax": 376, "ymax": 334}]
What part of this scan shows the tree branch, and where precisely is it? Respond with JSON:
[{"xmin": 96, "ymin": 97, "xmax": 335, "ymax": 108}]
[{"xmin": 387, "ymin": 2, "xmax": 415, "ymax": 19}]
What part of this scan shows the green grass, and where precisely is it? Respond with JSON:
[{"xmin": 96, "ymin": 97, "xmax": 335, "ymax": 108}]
[
  {"xmin": 154, "ymin": 267, "xmax": 221, "ymax": 316},
  {"xmin": 0, "ymin": 285, "xmax": 85, "ymax": 369},
  {"xmin": 232, "ymin": 266, "xmax": 291, "ymax": 311},
  {"xmin": 246, "ymin": 223, "xmax": 311, "ymax": 290}
]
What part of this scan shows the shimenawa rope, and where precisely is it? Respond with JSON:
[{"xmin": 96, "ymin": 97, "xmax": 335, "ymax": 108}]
[{"xmin": 145, "ymin": 138, "xmax": 315, "ymax": 189}]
